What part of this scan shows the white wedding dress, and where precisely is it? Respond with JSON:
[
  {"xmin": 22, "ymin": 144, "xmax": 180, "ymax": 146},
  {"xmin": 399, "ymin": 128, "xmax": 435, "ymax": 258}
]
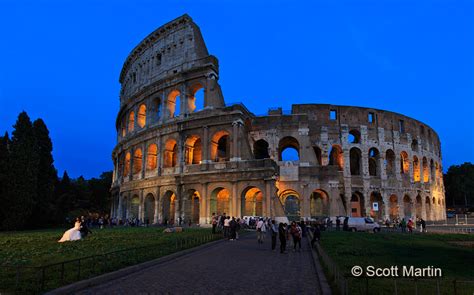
[{"xmin": 58, "ymin": 221, "xmax": 82, "ymax": 242}]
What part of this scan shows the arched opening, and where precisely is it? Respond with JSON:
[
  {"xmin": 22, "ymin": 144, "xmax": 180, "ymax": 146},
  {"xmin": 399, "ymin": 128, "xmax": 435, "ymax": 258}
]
[
  {"xmin": 121, "ymin": 196, "xmax": 128, "ymax": 220},
  {"xmin": 369, "ymin": 192, "xmax": 383, "ymax": 221},
  {"xmin": 350, "ymin": 147, "xmax": 362, "ymax": 175},
  {"xmin": 210, "ymin": 187, "xmax": 231, "ymax": 216},
  {"xmin": 146, "ymin": 144, "xmax": 158, "ymax": 171},
  {"xmin": 144, "ymin": 194, "xmax": 155, "ymax": 224},
  {"xmin": 385, "ymin": 149, "xmax": 396, "ymax": 176},
  {"xmin": 278, "ymin": 136, "xmax": 300, "ymax": 161},
  {"xmin": 281, "ymin": 190, "xmax": 300, "ymax": 221},
  {"xmin": 389, "ymin": 195, "xmax": 399, "ymax": 220},
  {"xmin": 425, "ymin": 196, "xmax": 431, "ymax": 220},
  {"xmin": 413, "ymin": 156, "xmax": 420, "ymax": 182},
  {"xmin": 241, "ymin": 187, "xmax": 263, "ymax": 217},
  {"xmin": 189, "ymin": 84, "xmax": 205, "ymax": 112},
  {"xmin": 313, "ymin": 146, "xmax": 322, "ymax": 166},
  {"xmin": 351, "ymin": 192, "xmax": 365, "ymax": 217},
  {"xmin": 403, "ymin": 195, "xmax": 412, "ymax": 218},
  {"xmin": 184, "ymin": 189, "xmax": 200, "ymax": 224},
  {"xmin": 130, "ymin": 195, "xmax": 139, "ymax": 219},
  {"xmin": 368, "ymin": 148, "xmax": 380, "ymax": 176},
  {"xmin": 422, "ymin": 157, "xmax": 429, "ymax": 182},
  {"xmin": 128, "ymin": 111, "xmax": 135, "ymax": 132},
  {"xmin": 430, "ymin": 159, "xmax": 435, "ymax": 181},
  {"xmin": 167, "ymin": 90, "xmax": 181, "ymax": 118},
  {"xmin": 411, "ymin": 139, "xmax": 419, "ymax": 151},
  {"xmin": 163, "ymin": 139, "xmax": 178, "ymax": 168},
  {"xmin": 211, "ymin": 131, "xmax": 230, "ymax": 162},
  {"xmin": 137, "ymin": 104, "xmax": 146, "ymax": 128},
  {"xmin": 185, "ymin": 136, "xmax": 202, "ymax": 165},
  {"xmin": 123, "ymin": 152, "xmax": 131, "ymax": 177},
  {"xmin": 348, "ymin": 129, "xmax": 361, "ymax": 144},
  {"xmin": 416, "ymin": 194, "xmax": 422, "ymax": 218},
  {"xmin": 133, "ymin": 148, "xmax": 143, "ymax": 175},
  {"xmin": 400, "ymin": 151, "xmax": 409, "ymax": 174},
  {"xmin": 253, "ymin": 139, "xmax": 270, "ymax": 159},
  {"xmin": 162, "ymin": 191, "xmax": 176, "ymax": 225},
  {"xmin": 329, "ymin": 145, "xmax": 344, "ymax": 171},
  {"xmin": 310, "ymin": 190, "xmax": 329, "ymax": 218},
  {"xmin": 153, "ymin": 96, "xmax": 162, "ymax": 120}
]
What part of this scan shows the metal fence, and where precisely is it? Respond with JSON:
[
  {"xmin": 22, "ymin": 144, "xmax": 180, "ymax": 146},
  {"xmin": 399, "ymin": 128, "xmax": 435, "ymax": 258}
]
[
  {"xmin": 308, "ymin": 231, "xmax": 474, "ymax": 295},
  {"xmin": 0, "ymin": 233, "xmax": 220, "ymax": 294}
]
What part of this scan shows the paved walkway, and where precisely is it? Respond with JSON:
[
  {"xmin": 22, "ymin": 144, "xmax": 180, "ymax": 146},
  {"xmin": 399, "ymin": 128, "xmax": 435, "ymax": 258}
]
[{"xmin": 77, "ymin": 233, "xmax": 322, "ymax": 295}]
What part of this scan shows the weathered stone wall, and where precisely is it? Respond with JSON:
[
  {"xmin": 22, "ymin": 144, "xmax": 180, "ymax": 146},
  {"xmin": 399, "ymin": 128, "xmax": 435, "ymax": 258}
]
[{"xmin": 110, "ymin": 15, "xmax": 446, "ymax": 225}]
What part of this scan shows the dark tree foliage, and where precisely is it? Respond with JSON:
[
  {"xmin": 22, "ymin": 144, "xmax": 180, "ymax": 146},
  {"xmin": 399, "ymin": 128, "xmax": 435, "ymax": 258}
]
[
  {"xmin": 3, "ymin": 112, "xmax": 39, "ymax": 230},
  {"xmin": 1, "ymin": 112, "xmax": 113, "ymax": 230},
  {"xmin": 28, "ymin": 119, "xmax": 58, "ymax": 228},
  {"xmin": 0, "ymin": 132, "xmax": 10, "ymax": 226},
  {"xmin": 444, "ymin": 162, "xmax": 474, "ymax": 210}
]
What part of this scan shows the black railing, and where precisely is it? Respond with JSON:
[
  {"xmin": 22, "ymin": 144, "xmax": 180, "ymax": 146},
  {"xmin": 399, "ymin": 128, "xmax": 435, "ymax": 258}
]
[{"xmin": 1, "ymin": 233, "xmax": 221, "ymax": 294}]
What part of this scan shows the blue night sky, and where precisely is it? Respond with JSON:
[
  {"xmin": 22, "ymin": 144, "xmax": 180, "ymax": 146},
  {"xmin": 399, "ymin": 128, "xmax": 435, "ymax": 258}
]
[{"xmin": 0, "ymin": 0, "xmax": 473, "ymax": 178}]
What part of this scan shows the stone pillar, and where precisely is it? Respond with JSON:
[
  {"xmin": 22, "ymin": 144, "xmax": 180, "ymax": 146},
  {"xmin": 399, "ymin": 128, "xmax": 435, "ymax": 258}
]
[
  {"xmin": 231, "ymin": 121, "xmax": 240, "ymax": 161},
  {"xmin": 202, "ymin": 126, "xmax": 211, "ymax": 164},
  {"xmin": 231, "ymin": 182, "xmax": 238, "ymax": 217},
  {"xmin": 129, "ymin": 147, "xmax": 134, "ymax": 181},
  {"xmin": 320, "ymin": 126, "xmax": 329, "ymax": 166},
  {"xmin": 302, "ymin": 184, "xmax": 310, "ymax": 220},
  {"xmin": 200, "ymin": 183, "xmax": 208, "ymax": 224},
  {"xmin": 138, "ymin": 190, "xmax": 144, "ymax": 222},
  {"xmin": 383, "ymin": 192, "xmax": 390, "ymax": 221},
  {"xmin": 156, "ymin": 187, "xmax": 161, "ymax": 223},
  {"xmin": 141, "ymin": 142, "xmax": 146, "ymax": 179}
]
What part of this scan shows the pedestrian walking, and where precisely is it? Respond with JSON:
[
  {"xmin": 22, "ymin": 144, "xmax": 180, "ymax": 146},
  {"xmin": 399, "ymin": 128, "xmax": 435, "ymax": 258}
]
[
  {"xmin": 290, "ymin": 221, "xmax": 302, "ymax": 252},
  {"xmin": 336, "ymin": 217, "xmax": 341, "ymax": 231},
  {"xmin": 278, "ymin": 223, "xmax": 287, "ymax": 254},
  {"xmin": 420, "ymin": 218, "xmax": 427, "ymax": 233},
  {"xmin": 311, "ymin": 224, "xmax": 321, "ymax": 248},
  {"xmin": 224, "ymin": 216, "xmax": 230, "ymax": 238},
  {"xmin": 256, "ymin": 218, "xmax": 266, "ymax": 244},
  {"xmin": 229, "ymin": 217, "xmax": 237, "ymax": 241},
  {"xmin": 211, "ymin": 213, "xmax": 217, "ymax": 234},
  {"xmin": 270, "ymin": 220, "xmax": 278, "ymax": 250}
]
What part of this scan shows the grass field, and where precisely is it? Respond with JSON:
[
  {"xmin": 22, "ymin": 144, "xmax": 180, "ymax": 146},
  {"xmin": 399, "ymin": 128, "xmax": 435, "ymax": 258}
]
[
  {"xmin": 319, "ymin": 231, "xmax": 474, "ymax": 294},
  {"xmin": 0, "ymin": 226, "xmax": 219, "ymax": 293}
]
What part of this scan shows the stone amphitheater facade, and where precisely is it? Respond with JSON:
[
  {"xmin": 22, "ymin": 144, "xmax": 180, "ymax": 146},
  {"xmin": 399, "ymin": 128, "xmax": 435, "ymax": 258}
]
[{"xmin": 110, "ymin": 15, "xmax": 446, "ymax": 225}]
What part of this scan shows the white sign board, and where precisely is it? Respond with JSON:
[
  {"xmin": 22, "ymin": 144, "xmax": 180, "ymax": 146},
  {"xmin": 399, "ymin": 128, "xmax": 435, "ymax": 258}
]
[{"xmin": 372, "ymin": 202, "xmax": 379, "ymax": 211}]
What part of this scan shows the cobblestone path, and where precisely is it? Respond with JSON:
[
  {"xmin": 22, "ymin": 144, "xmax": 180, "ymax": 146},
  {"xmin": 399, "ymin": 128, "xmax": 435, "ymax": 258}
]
[{"xmin": 77, "ymin": 233, "xmax": 322, "ymax": 295}]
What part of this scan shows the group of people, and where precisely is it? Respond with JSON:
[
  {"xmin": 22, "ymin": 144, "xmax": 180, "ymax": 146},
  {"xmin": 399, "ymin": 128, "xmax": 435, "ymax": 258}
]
[
  {"xmin": 385, "ymin": 217, "xmax": 427, "ymax": 233},
  {"xmin": 58, "ymin": 216, "xmax": 93, "ymax": 243},
  {"xmin": 211, "ymin": 213, "xmax": 244, "ymax": 240}
]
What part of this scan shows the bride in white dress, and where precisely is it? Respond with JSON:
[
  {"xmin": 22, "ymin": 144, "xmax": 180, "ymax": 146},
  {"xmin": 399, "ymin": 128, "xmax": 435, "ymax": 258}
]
[{"xmin": 58, "ymin": 218, "xmax": 82, "ymax": 242}]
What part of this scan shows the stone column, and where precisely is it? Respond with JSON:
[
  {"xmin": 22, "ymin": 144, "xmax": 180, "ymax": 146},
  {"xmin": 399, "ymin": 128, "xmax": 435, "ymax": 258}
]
[
  {"xmin": 231, "ymin": 182, "xmax": 238, "ymax": 217},
  {"xmin": 265, "ymin": 180, "xmax": 272, "ymax": 217},
  {"xmin": 200, "ymin": 183, "xmax": 208, "ymax": 224},
  {"xmin": 202, "ymin": 126, "xmax": 211, "ymax": 164},
  {"xmin": 231, "ymin": 121, "xmax": 239, "ymax": 161},
  {"xmin": 138, "ymin": 190, "xmax": 144, "ymax": 222},
  {"xmin": 302, "ymin": 184, "xmax": 310, "ymax": 220},
  {"xmin": 156, "ymin": 187, "xmax": 161, "ymax": 223},
  {"xmin": 129, "ymin": 147, "xmax": 134, "ymax": 181},
  {"xmin": 141, "ymin": 142, "xmax": 146, "ymax": 179}
]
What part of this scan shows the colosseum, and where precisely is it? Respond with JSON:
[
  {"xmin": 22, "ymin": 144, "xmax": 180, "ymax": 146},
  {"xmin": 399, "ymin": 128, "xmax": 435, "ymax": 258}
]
[{"xmin": 110, "ymin": 14, "xmax": 446, "ymax": 225}]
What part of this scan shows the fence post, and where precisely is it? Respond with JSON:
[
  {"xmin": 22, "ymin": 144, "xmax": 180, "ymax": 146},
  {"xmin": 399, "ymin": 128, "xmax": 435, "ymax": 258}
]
[
  {"xmin": 77, "ymin": 259, "xmax": 81, "ymax": 280},
  {"xmin": 41, "ymin": 266, "xmax": 45, "ymax": 291},
  {"xmin": 61, "ymin": 262, "xmax": 65, "ymax": 285}
]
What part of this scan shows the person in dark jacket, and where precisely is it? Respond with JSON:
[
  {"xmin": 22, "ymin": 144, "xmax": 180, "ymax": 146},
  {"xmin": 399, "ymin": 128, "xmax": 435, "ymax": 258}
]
[
  {"xmin": 311, "ymin": 224, "xmax": 321, "ymax": 248},
  {"xmin": 229, "ymin": 217, "xmax": 237, "ymax": 241},
  {"xmin": 278, "ymin": 222, "xmax": 287, "ymax": 254},
  {"xmin": 343, "ymin": 217, "xmax": 349, "ymax": 231}
]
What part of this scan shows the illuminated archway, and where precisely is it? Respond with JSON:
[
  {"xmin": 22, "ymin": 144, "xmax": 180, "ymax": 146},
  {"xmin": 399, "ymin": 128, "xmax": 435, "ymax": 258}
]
[
  {"xmin": 329, "ymin": 145, "xmax": 344, "ymax": 171},
  {"xmin": 146, "ymin": 144, "xmax": 158, "ymax": 171},
  {"xmin": 310, "ymin": 190, "xmax": 329, "ymax": 217},
  {"xmin": 130, "ymin": 195, "xmax": 139, "ymax": 219},
  {"xmin": 210, "ymin": 187, "xmax": 231, "ymax": 216},
  {"xmin": 241, "ymin": 187, "xmax": 263, "ymax": 217},
  {"xmin": 280, "ymin": 190, "xmax": 300, "ymax": 221},
  {"xmin": 162, "ymin": 191, "xmax": 176, "ymax": 224},
  {"xmin": 211, "ymin": 131, "xmax": 230, "ymax": 162},
  {"xmin": 144, "ymin": 193, "xmax": 155, "ymax": 224},
  {"xmin": 369, "ymin": 192, "xmax": 383, "ymax": 220},
  {"xmin": 389, "ymin": 195, "xmax": 399, "ymax": 220},
  {"xmin": 185, "ymin": 135, "xmax": 202, "ymax": 165},
  {"xmin": 163, "ymin": 139, "xmax": 178, "ymax": 168},
  {"xmin": 133, "ymin": 148, "xmax": 143, "ymax": 175},
  {"xmin": 403, "ymin": 195, "xmax": 412, "ymax": 218},
  {"xmin": 137, "ymin": 104, "xmax": 146, "ymax": 128},
  {"xmin": 351, "ymin": 192, "xmax": 365, "ymax": 217},
  {"xmin": 167, "ymin": 90, "xmax": 181, "ymax": 118}
]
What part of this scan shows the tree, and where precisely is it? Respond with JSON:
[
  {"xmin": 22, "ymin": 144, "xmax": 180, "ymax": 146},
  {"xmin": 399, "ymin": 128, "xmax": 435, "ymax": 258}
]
[
  {"xmin": 28, "ymin": 119, "xmax": 58, "ymax": 227},
  {"xmin": 0, "ymin": 132, "xmax": 10, "ymax": 229},
  {"xmin": 444, "ymin": 162, "xmax": 474, "ymax": 210},
  {"xmin": 3, "ymin": 112, "xmax": 39, "ymax": 230},
  {"xmin": 88, "ymin": 171, "xmax": 113, "ymax": 214}
]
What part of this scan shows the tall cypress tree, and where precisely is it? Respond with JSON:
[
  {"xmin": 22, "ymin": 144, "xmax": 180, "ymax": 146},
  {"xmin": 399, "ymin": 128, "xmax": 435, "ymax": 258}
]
[
  {"xmin": 3, "ymin": 112, "xmax": 39, "ymax": 230},
  {"xmin": 29, "ymin": 119, "xmax": 57, "ymax": 227},
  {"xmin": 0, "ymin": 132, "xmax": 10, "ymax": 229}
]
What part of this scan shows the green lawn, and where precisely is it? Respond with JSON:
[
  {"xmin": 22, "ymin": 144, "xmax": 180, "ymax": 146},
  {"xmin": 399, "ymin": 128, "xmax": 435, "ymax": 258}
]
[
  {"xmin": 0, "ymin": 226, "xmax": 219, "ymax": 293},
  {"xmin": 319, "ymin": 231, "xmax": 474, "ymax": 295}
]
